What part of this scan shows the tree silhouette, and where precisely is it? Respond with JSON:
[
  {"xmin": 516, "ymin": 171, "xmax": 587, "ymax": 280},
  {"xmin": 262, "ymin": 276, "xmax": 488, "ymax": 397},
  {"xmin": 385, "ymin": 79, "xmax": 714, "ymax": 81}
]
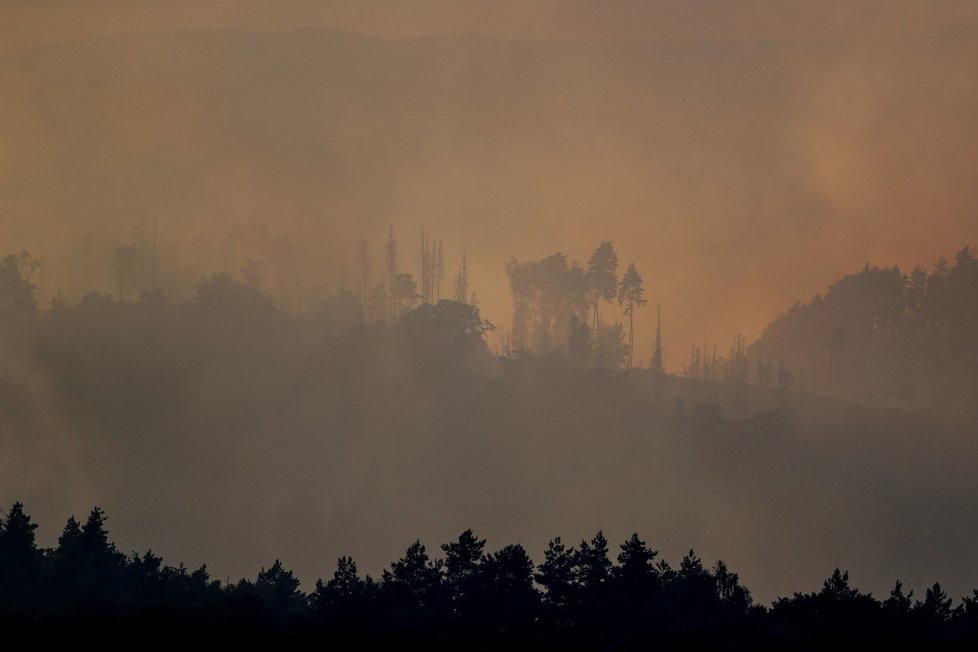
[
  {"xmin": 396, "ymin": 300, "xmax": 494, "ymax": 366},
  {"xmin": 478, "ymin": 544, "xmax": 537, "ymax": 642},
  {"xmin": 506, "ymin": 252, "xmax": 589, "ymax": 355},
  {"xmin": 2, "ymin": 504, "xmax": 978, "ymax": 645},
  {"xmin": 883, "ymin": 580, "xmax": 913, "ymax": 617},
  {"xmin": 821, "ymin": 568, "xmax": 860, "ymax": 601},
  {"xmin": 916, "ymin": 582, "xmax": 953, "ymax": 624},
  {"xmin": 587, "ymin": 242, "xmax": 619, "ymax": 330},
  {"xmin": 308, "ymin": 555, "xmax": 376, "ymax": 640},
  {"xmin": 382, "ymin": 539, "xmax": 445, "ymax": 634},
  {"xmin": 749, "ymin": 247, "xmax": 978, "ymax": 415},
  {"xmin": 453, "ymin": 247, "xmax": 470, "ymax": 304},
  {"xmin": 587, "ymin": 242, "xmax": 619, "ymax": 366},
  {"xmin": 574, "ymin": 531, "xmax": 612, "ymax": 599},
  {"xmin": 614, "ymin": 533, "xmax": 658, "ymax": 594},
  {"xmin": 536, "ymin": 537, "xmax": 575, "ymax": 611},
  {"xmin": 0, "ymin": 502, "xmax": 41, "ymax": 609},
  {"xmin": 442, "ymin": 529, "xmax": 486, "ymax": 591},
  {"xmin": 49, "ymin": 508, "xmax": 126, "ymax": 607},
  {"xmin": 255, "ymin": 559, "xmax": 306, "ymax": 619},
  {"xmin": 0, "ymin": 252, "xmax": 38, "ymax": 324},
  {"xmin": 618, "ymin": 262, "xmax": 647, "ymax": 368}
]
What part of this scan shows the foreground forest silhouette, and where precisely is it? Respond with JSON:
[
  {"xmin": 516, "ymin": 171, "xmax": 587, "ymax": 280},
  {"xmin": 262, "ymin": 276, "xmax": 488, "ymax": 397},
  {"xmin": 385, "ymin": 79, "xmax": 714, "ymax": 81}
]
[{"xmin": 3, "ymin": 503, "xmax": 978, "ymax": 647}]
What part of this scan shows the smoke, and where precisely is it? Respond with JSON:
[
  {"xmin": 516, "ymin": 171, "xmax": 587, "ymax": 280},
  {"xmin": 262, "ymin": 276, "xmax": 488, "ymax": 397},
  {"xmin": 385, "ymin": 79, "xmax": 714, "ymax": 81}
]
[
  {"xmin": 2, "ymin": 4, "xmax": 977, "ymax": 365},
  {"xmin": 0, "ymin": 336, "xmax": 95, "ymax": 525},
  {"xmin": 1, "ymin": 1, "xmax": 977, "ymax": 603}
]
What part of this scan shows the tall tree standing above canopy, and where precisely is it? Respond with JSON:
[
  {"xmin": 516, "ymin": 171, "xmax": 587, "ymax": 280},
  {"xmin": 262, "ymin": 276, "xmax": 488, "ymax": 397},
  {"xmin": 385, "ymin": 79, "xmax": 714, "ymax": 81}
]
[
  {"xmin": 442, "ymin": 529, "xmax": 486, "ymax": 601},
  {"xmin": 587, "ymin": 241, "xmax": 618, "ymax": 366},
  {"xmin": 587, "ymin": 241, "xmax": 619, "ymax": 331},
  {"xmin": 618, "ymin": 262, "xmax": 647, "ymax": 369},
  {"xmin": 418, "ymin": 223, "xmax": 441, "ymax": 306},
  {"xmin": 0, "ymin": 501, "xmax": 41, "ymax": 598},
  {"xmin": 454, "ymin": 247, "xmax": 470, "ymax": 304}
]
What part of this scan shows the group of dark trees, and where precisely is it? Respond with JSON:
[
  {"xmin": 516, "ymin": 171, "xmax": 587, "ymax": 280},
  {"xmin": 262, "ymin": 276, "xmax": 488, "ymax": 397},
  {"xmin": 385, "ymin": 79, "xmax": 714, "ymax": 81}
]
[
  {"xmin": 506, "ymin": 241, "xmax": 653, "ymax": 370},
  {"xmin": 51, "ymin": 220, "xmax": 477, "ymax": 341},
  {"xmin": 749, "ymin": 247, "xmax": 978, "ymax": 419},
  {"xmin": 361, "ymin": 224, "xmax": 472, "ymax": 327},
  {"xmin": 0, "ymin": 236, "xmax": 492, "ymax": 362},
  {"xmin": 24, "ymin": 225, "xmax": 978, "ymax": 422},
  {"xmin": 3, "ymin": 503, "xmax": 978, "ymax": 647}
]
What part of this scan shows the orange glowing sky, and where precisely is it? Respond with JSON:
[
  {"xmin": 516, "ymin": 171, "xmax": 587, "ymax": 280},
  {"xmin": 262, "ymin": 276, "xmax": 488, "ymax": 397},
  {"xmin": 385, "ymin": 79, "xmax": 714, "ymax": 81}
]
[{"xmin": 2, "ymin": 1, "xmax": 977, "ymax": 367}]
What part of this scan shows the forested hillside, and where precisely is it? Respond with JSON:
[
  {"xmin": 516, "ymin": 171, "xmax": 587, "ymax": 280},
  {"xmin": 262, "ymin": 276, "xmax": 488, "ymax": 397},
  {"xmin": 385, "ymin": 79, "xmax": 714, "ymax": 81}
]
[
  {"xmin": 748, "ymin": 247, "xmax": 978, "ymax": 420},
  {"xmin": 1, "ymin": 246, "xmax": 977, "ymax": 603}
]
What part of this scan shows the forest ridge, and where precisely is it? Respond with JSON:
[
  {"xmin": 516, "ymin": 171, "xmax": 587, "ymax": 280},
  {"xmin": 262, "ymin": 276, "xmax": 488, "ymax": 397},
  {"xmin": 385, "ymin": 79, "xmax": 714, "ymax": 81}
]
[
  {"xmin": 6, "ymin": 226, "xmax": 972, "ymax": 416},
  {"xmin": 2, "ymin": 503, "xmax": 978, "ymax": 647},
  {"xmin": 5, "ymin": 232, "xmax": 976, "ymax": 413}
]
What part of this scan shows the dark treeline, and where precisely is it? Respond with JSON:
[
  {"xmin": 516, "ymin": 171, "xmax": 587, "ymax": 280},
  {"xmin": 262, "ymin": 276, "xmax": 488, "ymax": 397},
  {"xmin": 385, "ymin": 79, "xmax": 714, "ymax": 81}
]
[
  {"xmin": 506, "ymin": 240, "xmax": 652, "ymax": 371},
  {"xmin": 82, "ymin": 220, "xmax": 476, "ymax": 330},
  {"xmin": 748, "ymin": 247, "xmax": 978, "ymax": 420},
  {"xmin": 3, "ymin": 503, "xmax": 978, "ymax": 648},
  {"xmin": 61, "ymin": 224, "xmax": 651, "ymax": 373},
  {"xmin": 506, "ymin": 242, "xmax": 978, "ymax": 426}
]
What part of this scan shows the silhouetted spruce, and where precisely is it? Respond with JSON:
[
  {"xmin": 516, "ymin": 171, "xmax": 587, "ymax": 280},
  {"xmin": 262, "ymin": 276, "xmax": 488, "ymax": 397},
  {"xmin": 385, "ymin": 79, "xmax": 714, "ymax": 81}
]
[{"xmin": 4, "ymin": 503, "xmax": 978, "ymax": 647}]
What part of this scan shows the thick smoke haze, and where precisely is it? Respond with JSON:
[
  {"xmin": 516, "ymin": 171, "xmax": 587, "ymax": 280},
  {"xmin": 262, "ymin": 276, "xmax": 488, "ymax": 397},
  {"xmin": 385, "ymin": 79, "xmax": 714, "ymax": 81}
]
[
  {"xmin": 1, "ymin": 1, "xmax": 978, "ymax": 609},
  {"xmin": 1, "ymin": 1, "xmax": 977, "ymax": 359},
  {"xmin": 5, "ymin": 1, "xmax": 978, "ymax": 52}
]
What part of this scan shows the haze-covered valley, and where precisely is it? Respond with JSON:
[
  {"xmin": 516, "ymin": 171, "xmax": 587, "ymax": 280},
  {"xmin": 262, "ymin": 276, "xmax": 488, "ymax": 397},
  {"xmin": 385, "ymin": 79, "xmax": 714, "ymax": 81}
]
[{"xmin": 2, "ymin": 4, "xmax": 978, "ymax": 629}]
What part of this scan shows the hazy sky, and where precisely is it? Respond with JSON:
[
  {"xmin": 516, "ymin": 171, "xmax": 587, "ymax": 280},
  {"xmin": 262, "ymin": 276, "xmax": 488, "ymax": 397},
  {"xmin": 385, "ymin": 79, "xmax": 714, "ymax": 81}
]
[
  {"xmin": 2, "ymin": 1, "xmax": 978, "ymax": 366},
  {"xmin": 4, "ymin": 0, "xmax": 978, "ymax": 53}
]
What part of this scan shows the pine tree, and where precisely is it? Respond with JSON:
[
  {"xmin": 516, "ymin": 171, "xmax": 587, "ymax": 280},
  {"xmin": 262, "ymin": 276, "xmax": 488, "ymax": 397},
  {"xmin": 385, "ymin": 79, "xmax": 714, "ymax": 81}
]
[
  {"xmin": 618, "ymin": 262, "xmax": 647, "ymax": 368},
  {"xmin": 587, "ymin": 241, "xmax": 619, "ymax": 332},
  {"xmin": 454, "ymin": 247, "xmax": 469, "ymax": 304},
  {"xmin": 536, "ymin": 537, "xmax": 575, "ymax": 609},
  {"xmin": 255, "ymin": 559, "xmax": 306, "ymax": 618}
]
